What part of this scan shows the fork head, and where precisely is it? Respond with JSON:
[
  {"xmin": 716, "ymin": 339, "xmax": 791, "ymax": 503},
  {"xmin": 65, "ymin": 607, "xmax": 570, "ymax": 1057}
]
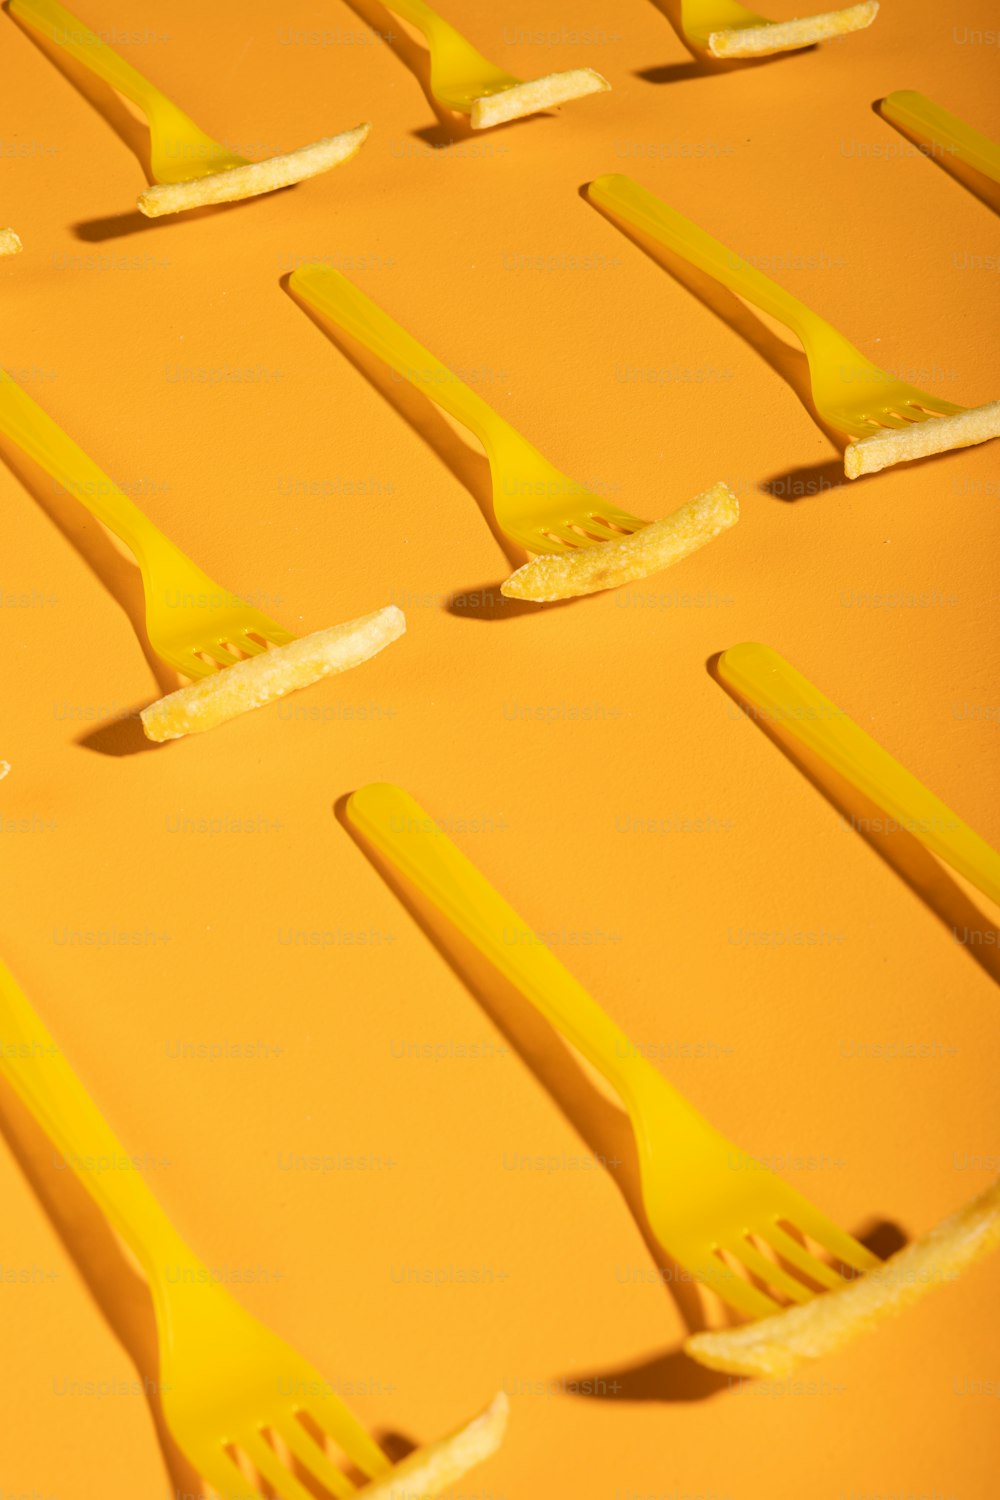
[
  {"xmin": 143, "ymin": 557, "xmax": 295, "ymax": 681},
  {"xmin": 489, "ymin": 449, "xmax": 649, "ymax": 556},
  {"xmin": 145, "ymin": 94, "xmax": 248, "ymax": 185},
  {"xmin": 160, "ymin": 1278, "xmax": 391, "ymax": 1500},
  {"xmin": 807, "ymin": 348, "xmax": 966, "ymax": 447},
  {"xmin": 634, "ymin": 1099, "xmax": 881, "ymax": 1322}
]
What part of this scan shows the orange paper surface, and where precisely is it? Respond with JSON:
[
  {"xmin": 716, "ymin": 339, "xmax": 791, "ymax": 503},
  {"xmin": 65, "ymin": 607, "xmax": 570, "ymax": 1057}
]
[{"xmin": 0, "ymin": 0, "xmax": 998, "ymax": 1497}]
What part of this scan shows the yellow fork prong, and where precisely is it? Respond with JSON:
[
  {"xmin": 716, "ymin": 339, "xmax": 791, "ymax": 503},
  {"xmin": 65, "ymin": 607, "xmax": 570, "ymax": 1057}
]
[
  {"xmin": 757, "ymin": 1223, "xmax": 846, "ymax": 1291},
  {"xmin": 275, "ymin": 1419, "xmax": 358, "ymax": 1499},
  {"xmin": 725, "ymin": 1238, "xmax": 815, "ymax": 1305},
  {"xmin": 697, "ymin": 1254, "xmax": 785, "ymax": 1321},
  {"xmin": 307, "ymin": 1389, "xmax": 393, "ymax": 1480},
  {"xmin": 785, "ymin": 1204, "xmax": 880, "ymax": 1278},
  {"xmin": 241, "ymin": 1433, "xmax": 323, "ymax": 1500},
  {"xmin": 234, "ymin": 634, "xmax": 269, "ymax": 658}
]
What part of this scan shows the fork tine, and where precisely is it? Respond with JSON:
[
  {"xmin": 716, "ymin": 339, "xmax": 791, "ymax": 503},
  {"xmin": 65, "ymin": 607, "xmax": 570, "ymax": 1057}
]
[
  {"xmin": 235, "ymin": 634, "xmax": 269, "ymax": 657},
  {"xmin": 241, "ymin": 1433, "xmax": 334, "ymax": 1500},
  {"xmin": 724, "ymin": 1239, "xmax": 815, "ymax": 1305},
  {"xmin": 757, "ymin": 1223, "xmax": 846, "ymax": 1291},
  {"xmin": 698, "ymin": 1255, "xmax": 784, "ymax": 1320},
  {"xmin": 276, "ymin": 1419, "xmax": 359, "ymax": 1498},
  {"xmin": 784, "ymin": 1203, "xmax": 881, "ymax": 1277},
  {"xmin": 307, "ymin": 1388, "xmax": 393, "ymax": 1480}
]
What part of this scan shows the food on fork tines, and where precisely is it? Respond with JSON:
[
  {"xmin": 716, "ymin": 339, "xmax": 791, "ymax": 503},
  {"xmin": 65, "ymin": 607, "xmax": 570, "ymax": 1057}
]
[
  {"xmin": 501, "ymin": 482, "xmax": 739, "ymax": 601},
  {"xmin": 137, "ymin": 125, "xmax": 371, "ymax": 218},
  {"xmin": 362, "ymin": 1394, "xmax": 508, "ymax": 1498},
  {"xmin": 686, "ymin": 1179, "xmax": 1000, "ymax": 1377},
  {"xmin": 698, "ymin": 2, "xmax": 879, "ymax": 58},
  {"xmin": 140, "ymin": 606, "xmax": 405, "ymax": 742}
]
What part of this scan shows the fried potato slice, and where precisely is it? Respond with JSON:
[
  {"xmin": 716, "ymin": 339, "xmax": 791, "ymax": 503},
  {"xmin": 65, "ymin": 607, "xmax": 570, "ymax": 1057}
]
[
  {"xmin": 141, "ymin": 605, "xmax": 404, "ymax": 742},
  {"xmin": 0, "ymin": 760, "xmax": 9, "ymax": 780},
  {"xmin": 137, "ymin": 124, "xmax": 370, "ymax": 217},
  {"xmin": 686, "ymin": 1178, "xmax": 1000, "ymax": 1377},
  {"xmin": 471, "ymin": 70, "xmax": 609, "ymax": 129},
  {"xmin": 500, "ymin": 481, "xmax": 738, "ymax": 602},
  {"xmin": 0, "ymin": 229, "xmax": 23, "ymax": 255},
  {"xmin": 845, "ymin": 401, "xmax": 1000, "ymax": 478},
  {"xmin": 361, "ymin": 1394, "xmax": 508, "ymax": 1499},
  {"xmin": 706, "ymin": 2, "xmax": 878, "ymax": 57}
]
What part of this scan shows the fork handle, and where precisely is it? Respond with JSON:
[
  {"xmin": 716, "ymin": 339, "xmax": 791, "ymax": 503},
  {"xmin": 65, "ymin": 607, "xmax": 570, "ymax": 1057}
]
[
  {"xmin": 381, "ymin": 0, "xmax": 467, "ymax": 46},
  {"xmin": 291, "ymin": 265, "xmax": 532, "ymax": 469},
  {"xmin": 9, "ymin": 0, "xmax": 168, "ymax": 119},
  {"xmin": 0, "ymin": 957, "xmax": 197, "ymax": 1277},
  {"xmin": 0, "ymin": 369, "xmax": 181, "ymax": 578},
  {"xmin": 720, "ymin": 643, "xmax": 1000, "ymax": 906},
  {"xmin": 588, "ymin": 174, "xmax": 857, "ymax": 360},
  {"xmin": 347, "ymin": 784, "xmax": 707, "ymax": 1124},
  {"xmin": 881, "ymin": 91, "xmax": 1000, "ymax": 183}
]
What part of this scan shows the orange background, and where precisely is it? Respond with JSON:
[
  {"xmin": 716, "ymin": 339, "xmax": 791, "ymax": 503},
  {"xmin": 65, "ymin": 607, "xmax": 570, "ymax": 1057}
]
[{"xmin": 1, "ymin": 0, "xmax": 999, "ymax": 1496}]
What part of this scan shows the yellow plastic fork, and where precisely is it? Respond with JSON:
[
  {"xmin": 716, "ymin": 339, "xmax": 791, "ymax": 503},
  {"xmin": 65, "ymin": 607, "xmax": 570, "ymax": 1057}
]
[
  {"xmin": 380, "ymin": 0, "xmax": 609, "ymax": 128},
  {"xmin": 290, "ymin": 264, "xmax": 648, "ymax": 556},
  {"xmin": 589, "ymin": 173, "xmax": 1000, "ymax": 479},
  {"xmin": 881, "ymin": 90, "xmax": 1000, "ymax": 187},
  {"xmin": 0, "ymin": 956, "xmax": 394, "ymax": 1500},
  {"xmin": 347, "ymin": 783, "xmax": 881, "ymax": 1323},
  {"xmin": 9, "ymin": 0, "xmax": 369, "ymax": 216},
  {"xmin": 0, "ymin": 368, "xmax": 295, "ymax": 678},
  {"xmin": 678, "ymin": 0, "xmax": 878, "ymax": 56},
  {"xmin": 719, "ymin": 642, "xmax": 1000, "ymax": 907}
]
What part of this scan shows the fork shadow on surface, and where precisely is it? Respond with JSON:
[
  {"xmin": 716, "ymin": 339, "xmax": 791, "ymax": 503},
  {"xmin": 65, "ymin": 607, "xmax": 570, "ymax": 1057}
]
[
  {"xmin": 708, "ymin": 653, "xmax": 1000, "ymax": 990},
  {"xmin": 337, "ymin": 795, "xmax": 904, "ymax": 1403},
  {"xmin": 0, "ymin": 445, "xmax": 171, "ymax": 756},
  {"xmin": 341, "ymin": 0, "xmax": 561, "ymax": 147},
  {"xmin": 638, "ymin": 0, "xmax": 814, "ymax": 83},
  {"xmin": 582, "ymin": 183, "xmax": 851, "ymax": 488},
  {"xmin": 873, "ymin": 99, "xmax": 1000, "ymax": 216}
]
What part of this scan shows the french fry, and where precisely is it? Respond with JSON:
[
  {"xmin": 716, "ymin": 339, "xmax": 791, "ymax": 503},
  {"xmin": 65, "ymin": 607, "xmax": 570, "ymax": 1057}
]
[
  {"xmin": 472, "ymin": 71, "xmax": 609, "ymax": 129},
  {"xmin": 0, "ymin": 229, "xmax": 23, "ymax": 255},
  {"xmin": 137, "ymin": 125, "xmax": 370, "ymax": 218},
  {"xmin": 361, "ymin": 1394, "xmax": 508, "ymax": 1499},
  {"xmin": 686, "ymin": 1178, "xmax": 1000, "ymax": 1377},
  {"xmin": 845, "ymin": 401, "xmax": 1000, "ymax": 478},
  {"xmin": 706, "ymin": 2, "xmax": 878, "ymax": 57},
  {"xmin": 500, "ymin": 481, "xmax": 739, "ymax": 602},
  {"xmin": 141, "ymin": 605, "xmax": 404, "ymax": 742}
]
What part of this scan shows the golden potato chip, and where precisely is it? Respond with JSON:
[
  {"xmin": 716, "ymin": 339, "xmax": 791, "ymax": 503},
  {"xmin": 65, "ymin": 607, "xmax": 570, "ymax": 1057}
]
[
  {"xmin": 706, "ymin": 2, "xmax": 878, "ymax": 57},
  {"xmin": 686, "ymin": 1178, "xmax": 1000, "ymax": 1377},
  {"xmin": 500, "ymin": 481, "xmax": 738, "ymax": 601},
  {"xmin": 845, "ymin": 401, "xmax": 1000, "ymax": 477},
  {"xmin": 472, "ymin": 71, "xmax": 610, "ymax": 129},
  {"xmin": 137, "ymin": 125, "xmax": 370, "ymax": 217},
  {"xmin": 141, "ymin": 605, "xmax": 404, "ymax": 741},
  {"xmin": 0, "ymin": 229, "xmax": 23, "ymax": 255},
  {"xmin": 362, "ymin": 1394, "xmax": 508, "ymax": 1499}
]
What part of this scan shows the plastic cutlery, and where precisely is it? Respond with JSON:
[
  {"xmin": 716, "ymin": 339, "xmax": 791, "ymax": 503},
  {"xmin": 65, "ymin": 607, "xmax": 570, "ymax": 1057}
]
[
  {"xmin": 9, "ymin": 0, "xmax": 368, "ymax": 215},
  {"xmin": 589, "ymin": 173, "xmax": 1000, "ymax": 478},
  {"xmin": 347, "ymin": 782, "xmax": 880, "ymax": 1322},
  {"xmin": 880, "ymin": 90, "xmax": 1000, "ymax": 186},
  {"xmin": 0, "ymin": 955, "xmax": 505, "ymax": 1498},
  {"xmin": 719, "ymin": 642, "xmax": 1000, "ymax": 906},
  {"xmin": 380, "ymin": 0, "xmax": 608, "ymax": 127}
]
